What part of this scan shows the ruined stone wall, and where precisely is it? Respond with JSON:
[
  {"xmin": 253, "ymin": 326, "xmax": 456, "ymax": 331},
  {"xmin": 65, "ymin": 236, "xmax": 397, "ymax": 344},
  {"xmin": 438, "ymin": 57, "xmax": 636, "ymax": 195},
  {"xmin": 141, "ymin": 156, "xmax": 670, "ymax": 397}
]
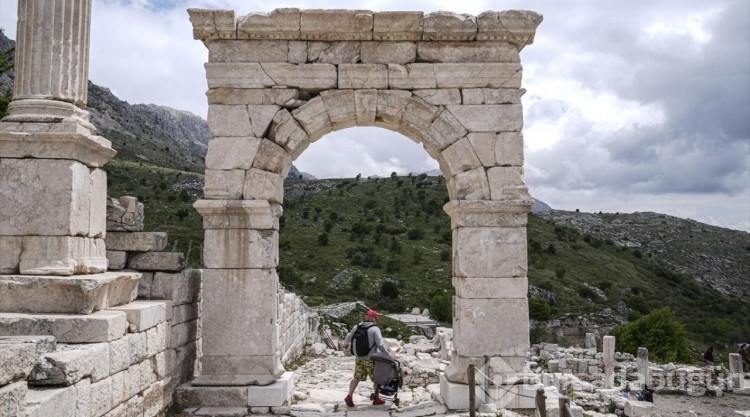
[{"xmin": 277, "ymin": 289, "xmax": 321, "ymax": 364}]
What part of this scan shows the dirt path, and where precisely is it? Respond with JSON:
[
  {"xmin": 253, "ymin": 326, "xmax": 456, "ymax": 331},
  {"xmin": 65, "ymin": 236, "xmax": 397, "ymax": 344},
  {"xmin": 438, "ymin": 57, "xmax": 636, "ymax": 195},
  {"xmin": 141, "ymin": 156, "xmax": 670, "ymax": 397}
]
[{"xmin": 651, "ymin": 393, "xmax": 750, "ymax": 416}]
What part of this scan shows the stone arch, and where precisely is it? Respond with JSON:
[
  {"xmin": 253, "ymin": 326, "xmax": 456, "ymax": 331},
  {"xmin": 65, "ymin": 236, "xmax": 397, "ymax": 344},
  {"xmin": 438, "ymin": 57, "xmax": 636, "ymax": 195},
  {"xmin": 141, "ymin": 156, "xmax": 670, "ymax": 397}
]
[{"xmin": 189, "ymin": 7, "xmax": 542, "ymax": 407}]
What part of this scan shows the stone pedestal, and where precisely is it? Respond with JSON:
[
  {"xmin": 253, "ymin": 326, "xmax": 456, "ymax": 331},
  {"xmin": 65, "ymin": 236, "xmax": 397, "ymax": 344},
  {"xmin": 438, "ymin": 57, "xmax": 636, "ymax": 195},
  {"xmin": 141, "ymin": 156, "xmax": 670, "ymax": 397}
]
[
  {"xmin": 729, "ymin": 353, "xmax": 744, "ymax": 390},
  {"xmin": 193, "ymin": 200, "xmax": 284, "ymax": 386},
  {"xmin": 636, "ymin": 347, "xmax": 650, "ymax": 388},
  {"xmin": 0, "ymin": 0, "xmax": 115, "ymax": 277}
]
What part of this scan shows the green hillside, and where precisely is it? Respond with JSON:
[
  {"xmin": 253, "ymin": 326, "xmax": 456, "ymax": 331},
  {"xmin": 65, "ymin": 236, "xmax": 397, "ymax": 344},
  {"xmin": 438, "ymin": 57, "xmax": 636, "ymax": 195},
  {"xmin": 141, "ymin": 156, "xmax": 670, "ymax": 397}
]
[{"xmin": 106, "ymin": 161, "xmax": 750, "ymax": 355}]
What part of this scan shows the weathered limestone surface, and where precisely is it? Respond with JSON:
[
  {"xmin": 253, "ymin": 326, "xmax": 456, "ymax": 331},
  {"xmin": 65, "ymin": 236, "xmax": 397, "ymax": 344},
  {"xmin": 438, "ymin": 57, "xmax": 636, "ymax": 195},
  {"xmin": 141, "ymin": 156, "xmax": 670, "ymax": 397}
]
[
  {"xmin": 0, "ymin": 381, "xmax": 27, "ymax": 417},
  {"xmin": 422, "ymin": 11, "xmax": 477, "ymax": 41},
  {"xmin": 361, "ymin": 41, "xmax": 416, "ymax": 64},
  {"xmin": 373, "ymin": 11, "xmax": 423, "ymax": 41},
  {"xmin": 106, "ymin": 250, "xmax": 127, "ymax": 270},
  {"xmin": 188, "ymin": 9, "xmax": 236, "ymax": 40},
  {"xmin": 0, "ymin": 311, "xmax": 128, "ymax": 343},
  {"xmin": 205, "ymin": 136, "xmax": 261, "ymax": 170},
  {"xmin": 0, "ymin": 272, "xmax": 140, "ymax": 314},
  {"xmin": 300, "ymin": 10, "xmax": 373, "ymax": 41},
  {"xmin": 453, "ymin": 297, "xmax": 529, "ymax": 357},
  {"xmin": 237, "ymin": 8, "xmax": 300, "ymax": 39},
  {"xmin": 108, "ymin": 300, "xmax": 172, "ymax": 332},
  {"xmin": 128, "ymin": 252, "xmax": 187, "ymax": 272},
  {"xmin": 338, "ymin": 64, "xmax": 388, "ymax": 89},
  {"xmin": 18, "ymin": 236, "xmax": 107, "ymax": 276},
  {"xmin": 417, "ymin": 42, "xmax": 519, "ymax": 63},
  {"xmin": 107, "ymin": 196, "xmax": 144, "ymax": 232},
  {"xmin": 0, "ymin": 336, "xmax": 56, "ymax": 386},
  {"xmin": 603, "ymin": 335, "xmax": 615, "ymax": 389},
  {"xmin": 106, "ymin": 232, "xmax": 168, "ymax": 252}
]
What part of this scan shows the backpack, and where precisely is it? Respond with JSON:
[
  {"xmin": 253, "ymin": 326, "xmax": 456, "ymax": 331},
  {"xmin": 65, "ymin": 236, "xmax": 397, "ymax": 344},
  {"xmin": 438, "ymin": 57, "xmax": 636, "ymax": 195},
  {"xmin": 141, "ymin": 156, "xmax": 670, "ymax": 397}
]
[{"xmin": 350, "ymin": 323, "xmax": 376, "ymax": 357}]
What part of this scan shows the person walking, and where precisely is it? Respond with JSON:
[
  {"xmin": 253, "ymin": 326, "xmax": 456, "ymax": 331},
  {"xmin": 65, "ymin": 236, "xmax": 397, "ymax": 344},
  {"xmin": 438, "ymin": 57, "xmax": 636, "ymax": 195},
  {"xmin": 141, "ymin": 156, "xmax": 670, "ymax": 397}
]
[
  {"xmin": 343, "ymin": 309, "xmax": 387, "ymax": 407},
  {"xmin": 703, "ymin": 346, "xmax": 715, "ymax": 366}
]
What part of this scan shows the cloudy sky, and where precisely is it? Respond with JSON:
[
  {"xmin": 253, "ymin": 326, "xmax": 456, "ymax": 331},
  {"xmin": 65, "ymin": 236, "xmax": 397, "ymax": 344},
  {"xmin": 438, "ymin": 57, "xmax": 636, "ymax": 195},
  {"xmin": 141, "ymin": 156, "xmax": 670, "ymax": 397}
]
[{"xmin": 1, "ymin": 0, "xmax": 748, "ymax": 231}]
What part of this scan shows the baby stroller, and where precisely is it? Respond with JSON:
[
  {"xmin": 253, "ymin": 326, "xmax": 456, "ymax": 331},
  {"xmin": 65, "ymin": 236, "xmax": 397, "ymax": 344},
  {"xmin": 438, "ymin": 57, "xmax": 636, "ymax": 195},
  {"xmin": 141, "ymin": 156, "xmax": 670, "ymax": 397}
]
[{"xmin": 370, "ymin": 351, "xmax": 404, "ymax": 406}]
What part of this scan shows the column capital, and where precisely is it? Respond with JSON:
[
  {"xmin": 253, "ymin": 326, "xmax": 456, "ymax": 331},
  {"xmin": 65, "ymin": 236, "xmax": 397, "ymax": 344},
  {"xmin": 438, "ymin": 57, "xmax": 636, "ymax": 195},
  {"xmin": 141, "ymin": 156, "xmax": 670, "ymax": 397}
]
[
  {"xmin": 194, "ymin": 199, "xmax": 281, "ymax": 229},
  {"xmin": 443, "ymin": 199, "xmax": 532, "ymax": 228}
]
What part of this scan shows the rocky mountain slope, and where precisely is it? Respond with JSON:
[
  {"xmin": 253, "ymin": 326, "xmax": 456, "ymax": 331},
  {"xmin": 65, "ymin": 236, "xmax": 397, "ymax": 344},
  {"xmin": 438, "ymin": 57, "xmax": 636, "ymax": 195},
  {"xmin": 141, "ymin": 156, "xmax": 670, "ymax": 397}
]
[{"xmin": 540, "ymin": 210, "xmax": 750, "ymax": 299}]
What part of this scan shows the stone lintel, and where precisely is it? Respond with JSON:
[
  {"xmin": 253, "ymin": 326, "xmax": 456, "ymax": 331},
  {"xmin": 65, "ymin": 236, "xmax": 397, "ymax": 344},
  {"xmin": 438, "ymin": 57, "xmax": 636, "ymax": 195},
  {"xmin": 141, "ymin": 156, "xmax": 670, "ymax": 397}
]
[
  {"xmin": 443, "ymin": 199, "xmax": 532, "ymax": 227},
  {"xmin": 0, "ymin": 272, "xmax": 140, "ymax": 314},
  {"xmin": 194, "ymin": 199, "xmax": 275, "ymax": 229},
  {"xmin": 188, "ymin": 9, "xmax": 236, "ymax": 41}
]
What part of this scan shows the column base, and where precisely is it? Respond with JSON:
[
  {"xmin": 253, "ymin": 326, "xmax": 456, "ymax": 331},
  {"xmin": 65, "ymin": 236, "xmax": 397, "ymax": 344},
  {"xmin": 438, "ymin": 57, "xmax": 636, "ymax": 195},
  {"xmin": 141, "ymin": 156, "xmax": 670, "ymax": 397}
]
[
  {"xmin": 3, "ymin": 99, "xmax": 95, "ymax": 132},
  {"xmin": 175, "ymin": 372, "xmax": 294, "ymax": 407},
  {"xmin": 439, "ymin": 372, "xmax": 541, "ymax": 411}
]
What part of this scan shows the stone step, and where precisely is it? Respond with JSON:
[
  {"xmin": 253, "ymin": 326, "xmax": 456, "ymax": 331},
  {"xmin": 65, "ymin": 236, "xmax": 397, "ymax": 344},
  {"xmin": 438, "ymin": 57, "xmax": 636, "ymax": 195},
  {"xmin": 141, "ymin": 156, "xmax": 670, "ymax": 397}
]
[
  {"xmin": 0, "ymin": 271, "xmax": 140, "ymax": 314},
  {"xmin": 0, "ymin": 336, "xmax": 56, "ymax": 385},
  {"xmin": 0, "ymin": 310, "xmax": 128, "ymax": 343},
  {"xmin": 108, "ymin": 300, "xmax": 172, "ymax": 332}
]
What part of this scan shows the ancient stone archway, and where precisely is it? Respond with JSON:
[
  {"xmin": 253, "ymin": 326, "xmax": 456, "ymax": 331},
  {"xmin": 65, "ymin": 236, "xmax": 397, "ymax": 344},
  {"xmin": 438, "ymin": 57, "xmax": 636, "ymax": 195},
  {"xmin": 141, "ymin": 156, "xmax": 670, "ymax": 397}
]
[{"xmin": 189, "ymin": 7, "xmax": 542, "ymax": 407}]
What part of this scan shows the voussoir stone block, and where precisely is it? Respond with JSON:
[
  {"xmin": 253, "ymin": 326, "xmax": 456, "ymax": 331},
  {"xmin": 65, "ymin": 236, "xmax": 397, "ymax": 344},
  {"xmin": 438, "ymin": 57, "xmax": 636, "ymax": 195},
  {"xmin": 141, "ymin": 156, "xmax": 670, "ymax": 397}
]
[
  {"xmin": 267, "ymin": 109, "xmax": 309, "ymax": 157},
  {"xmin": 446, "ymin": 166, "xmax": 490, "ymax": 200},
  {"xmin": 338, "ymin": 63, "xmax": 388, "ymax": 89},
  {"xmin": 105, "ymin": 232, "xmax": 167, "ymax": 252},
  {"xmin": 399, "ymin": 97, "xmax": 439, "ymax": 142},
  {"xmin": 128, "ymin": 252, "xmax": 186, "ymax": 272},
  {"xmin": 453, "ymin": 297, "xmax": 529, "ymax": 357},
  {"xmin": 417, "ymin": 41, "xmax": 519, "ymax": 63},
  {"xmin": 440, "ymin": 136, "xmax": 482, "ymax": 176},
  {"xmin": 423, "ymin": 11, "xmax": 477, "ymax": 41},
  {"xmin": 354, "ymin": 89, "xmax": 377, "ymax": 125},
  {"xmin": 375, "ymin": 90, "xmax": 411, "ymax": 130},
  {"xmin": 188, "ymin": 9, "xmax": 236, "ymax": 40},
  {"xmin": 292, "ymin": 96, "xmax": 333, "ymax": 139},
  {"xmin": 0, "ymin": 272, "xmax": 140, "ymax": 314},
  {"xmin": 360, "ymin": 41, "xmax": 416, "ymax": 64},
  {"xmin": 301, "ymin": 10, "xmax": 373, "ymax": 41},
  {"xmin": 251, "ymin": 139, "xmax": 292, "ymax": 176},
  {"xmin": 373, "ymin": 11, "xmax": 423, "ymax": 41},
  {"xmin": 428, "ymin": 108, "xmax": 468, "ymax": 151},
  {"xmin": 0, "ymin": 310, "xmax": 128, "ymax": 343},
  {"xmin": 237, "ymin": 8, "xmax": 301, "ymax": 39},
  {"xmin": 467, "ymin": 132, "xmax": 497, "ymax": 167},
  {"xmin": 320, "ymin": 90, "xmax": 357, "ymax": 130},
  {"xmin": 205, "ymin": 136, "xmax": 261, "ymax": 170}
]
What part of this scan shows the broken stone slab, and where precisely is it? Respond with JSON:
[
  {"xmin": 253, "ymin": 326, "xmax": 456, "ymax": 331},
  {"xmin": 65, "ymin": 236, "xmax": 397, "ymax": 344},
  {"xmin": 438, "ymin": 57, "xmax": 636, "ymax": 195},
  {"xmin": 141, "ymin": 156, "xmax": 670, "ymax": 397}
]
[
  {"xmin": 0, "ymin": 310, "xmax": 128, "ymax": 343},
  {"xmin": 440, "ymin": 136, "xmax": 482, "ymax": 176},
  {"xmin": 105, "ymin": 232, "xmax": 167, "ymax": 252},
  {"xmin": 307, "ymin": 41, "xmax": 360, "ymax": 64},
  {"xmin": 251, "ymin": 138, "xmax": 293, "ymax": 176},
  {"xmin": 0, "ymin": 272, "xmax": 140, "ymax": 314},
  {"xmin": 476, "ymin": 10, "xmax": 544, "ymax": 50},
  {"xmin": 28, "ymin": 346, "xmax": 104, "ymax": 386},
  {"xmin": 262, "ymin": 63, "xmax": 338, "ymax": 91},
  {"xmin": 106, "ymin": 196, "xmax": 144, "ymax": 232},
  {"xmin": 300, "ymin": 10, "xmax": 373, "ymax": 41},
  {"xmin": 237, "ymin": 8, "xmax": 301, "ymax": 39},
  {"xmin": 267, "ymin": 109, "xmax": 309, "ymax": 157},
  {"xmin": 128, "ymin": 252, "xmax": 186, "ymax": 272},
  {"xmin": 292, "ymin": 96, "xmax": 333, "ymax": 139},
  {"xmin": 445, "ymin": 166, "xmax": 491, "ymax": 200},
  {"xmin": 0, "ymin": 336, "xmax": 56, "ymax": 386},
  {"xmin": 108, "ymin": 300, "xmax": 172, "ymax": 332},
  {"xmin": 373, "ymin": 11, "xmax": 423, "ymax": 41},
  {"xmin": 624, "ymin": 399, "xmax": 654, "ymax": 417},
  {"xmin": 187, "ymin": 9, "xmax": 236, "ymax": 41},
  {"xmin": 245, "ymin": 371, "xmax": 294, "ymax": 407}
]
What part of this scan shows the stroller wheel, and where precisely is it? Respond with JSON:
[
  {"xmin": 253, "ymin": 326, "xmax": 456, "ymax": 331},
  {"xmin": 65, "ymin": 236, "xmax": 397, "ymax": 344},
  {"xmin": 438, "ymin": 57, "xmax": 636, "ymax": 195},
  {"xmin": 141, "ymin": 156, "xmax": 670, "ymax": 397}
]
[
  {"xmin": 369, "ymin": 393, "xmax": 374, "ymax": 400},
  {"xmin": 394, "ymin": 398, "xmax": 400, "ymax": 406}
]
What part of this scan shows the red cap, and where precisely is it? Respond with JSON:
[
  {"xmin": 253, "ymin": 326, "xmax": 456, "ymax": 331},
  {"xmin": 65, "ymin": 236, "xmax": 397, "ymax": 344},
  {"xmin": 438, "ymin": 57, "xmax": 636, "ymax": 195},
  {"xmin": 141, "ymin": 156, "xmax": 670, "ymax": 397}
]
[{"xmin": 366, "ymin": 309, "xmax": 378, "ymax": 319}]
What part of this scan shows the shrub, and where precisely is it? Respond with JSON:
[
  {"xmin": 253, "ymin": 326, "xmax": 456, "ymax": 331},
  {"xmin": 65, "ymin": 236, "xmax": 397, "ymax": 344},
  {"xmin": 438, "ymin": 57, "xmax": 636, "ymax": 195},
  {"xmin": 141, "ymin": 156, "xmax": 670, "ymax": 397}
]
[
  {"xmin": 380, "ymin": 280, "xmax": 399, "ymax": 298},
  {"xmin": 407, "ymin": 228, "xmax": 425, "ymax": 240},
  {"xmin": 609, "ymin": 307, "xmax": 692, "ymax": 363},
  {"xmin": 530, "ymin": 324, "xmax": 549, "ymax": 344},
  {"xmin": 430, "ymin": 293, "xmax": 452, "ymax": 322},
  {"xmin": 529, "ymin": 298, "xmax": 552, "ymax": 320},
  {"xmin": 317, "ymin": 232, "xmax": 329, "ymax": 246}
]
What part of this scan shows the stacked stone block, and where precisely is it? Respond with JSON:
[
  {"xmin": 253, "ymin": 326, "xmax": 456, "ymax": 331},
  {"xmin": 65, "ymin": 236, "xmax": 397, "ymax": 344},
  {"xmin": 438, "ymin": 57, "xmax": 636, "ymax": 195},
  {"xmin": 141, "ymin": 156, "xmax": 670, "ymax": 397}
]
[
  {"xmin": 277, "ymin": 288, "xmax": 321, "ymax": 365},
  {"xmin": 188, "ymin": 9, "xmax": 542, "ymax": 399}
]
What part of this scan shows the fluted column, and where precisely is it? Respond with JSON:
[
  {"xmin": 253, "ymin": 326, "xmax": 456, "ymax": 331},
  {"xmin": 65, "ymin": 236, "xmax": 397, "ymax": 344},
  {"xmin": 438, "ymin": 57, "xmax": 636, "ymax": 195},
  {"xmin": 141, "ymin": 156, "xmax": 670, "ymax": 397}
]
[{"xmin": 4, "ymin": 0, "xmax": 93, "ymax": 126}]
